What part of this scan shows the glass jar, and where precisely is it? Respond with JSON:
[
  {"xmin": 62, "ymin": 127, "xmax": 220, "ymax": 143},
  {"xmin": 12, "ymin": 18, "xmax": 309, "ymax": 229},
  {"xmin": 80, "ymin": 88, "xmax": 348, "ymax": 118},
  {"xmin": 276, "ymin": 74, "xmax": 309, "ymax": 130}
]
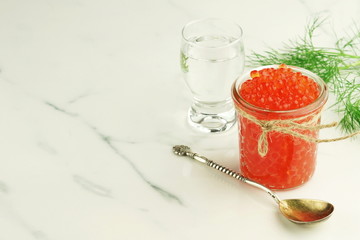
[{"xmin": 231, "ymin": 65, "xmax": 328, "ymax": 189}]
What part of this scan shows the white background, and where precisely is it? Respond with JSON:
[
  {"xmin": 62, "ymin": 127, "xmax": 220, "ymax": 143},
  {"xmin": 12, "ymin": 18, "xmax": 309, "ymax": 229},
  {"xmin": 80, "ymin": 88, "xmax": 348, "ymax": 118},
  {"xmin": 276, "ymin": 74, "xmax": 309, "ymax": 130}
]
[{"xmin": 0, "ymin": 0, "xmax": 359, "ymax": 239}]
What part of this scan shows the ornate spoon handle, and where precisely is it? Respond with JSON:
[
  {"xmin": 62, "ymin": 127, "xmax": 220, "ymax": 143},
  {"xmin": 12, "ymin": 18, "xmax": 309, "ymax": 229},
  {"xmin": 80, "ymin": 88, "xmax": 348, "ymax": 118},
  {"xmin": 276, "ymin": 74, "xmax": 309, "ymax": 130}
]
[
  {"xmin": 173, "ymin": 145, "xmax": 245, "ymax": 180},
  {"xmin": 204, "ymin": 157, "xmax": 246, "ymax": 183},
  {"xmin": 173, "ymin": 145, "xmax": 280, "ymax": 203}
]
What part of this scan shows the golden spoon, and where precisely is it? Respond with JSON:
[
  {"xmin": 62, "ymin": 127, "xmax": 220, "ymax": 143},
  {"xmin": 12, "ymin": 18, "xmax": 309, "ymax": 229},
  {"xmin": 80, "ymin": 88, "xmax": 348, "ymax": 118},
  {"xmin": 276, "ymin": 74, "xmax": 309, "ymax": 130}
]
[{"xmin": 173, "ymin": 145, "xmax": 334, "ymax": 224}]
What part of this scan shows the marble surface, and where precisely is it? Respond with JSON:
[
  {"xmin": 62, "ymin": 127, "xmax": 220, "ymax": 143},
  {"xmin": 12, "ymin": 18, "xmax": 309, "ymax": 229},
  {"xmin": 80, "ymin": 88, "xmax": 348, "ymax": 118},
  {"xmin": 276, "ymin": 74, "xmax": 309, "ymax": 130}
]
[{"xmin": 0, "ymin": 0, "xmax": 359, "ymax": 239}]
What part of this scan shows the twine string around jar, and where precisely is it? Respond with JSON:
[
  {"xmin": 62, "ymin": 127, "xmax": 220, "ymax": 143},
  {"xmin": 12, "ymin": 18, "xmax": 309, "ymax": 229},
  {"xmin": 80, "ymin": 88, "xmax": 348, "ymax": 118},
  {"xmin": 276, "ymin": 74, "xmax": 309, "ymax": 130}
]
[{"xmin": 235, "ymin": 106, "xmax": 360, "ymax": 157}]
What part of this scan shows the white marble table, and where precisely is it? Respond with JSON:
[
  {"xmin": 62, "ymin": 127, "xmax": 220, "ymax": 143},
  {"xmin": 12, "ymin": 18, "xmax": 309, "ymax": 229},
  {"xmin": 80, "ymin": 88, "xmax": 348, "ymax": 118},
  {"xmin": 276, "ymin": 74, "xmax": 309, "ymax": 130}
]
[{"xmin": 1, "ymin": 0, "xmax": 359, "ymax": 239}]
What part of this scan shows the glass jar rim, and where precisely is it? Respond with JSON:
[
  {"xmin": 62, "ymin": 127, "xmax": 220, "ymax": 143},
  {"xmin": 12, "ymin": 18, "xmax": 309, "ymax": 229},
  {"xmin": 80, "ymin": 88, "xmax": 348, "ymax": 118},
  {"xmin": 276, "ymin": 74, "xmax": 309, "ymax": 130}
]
[
  {"xmin": 231, "ymin": 65, "xmax": 328, "ymax": 116},
  {"xmin": 181, "ymin": 18, "xmax": 243, "ymax": 50}
]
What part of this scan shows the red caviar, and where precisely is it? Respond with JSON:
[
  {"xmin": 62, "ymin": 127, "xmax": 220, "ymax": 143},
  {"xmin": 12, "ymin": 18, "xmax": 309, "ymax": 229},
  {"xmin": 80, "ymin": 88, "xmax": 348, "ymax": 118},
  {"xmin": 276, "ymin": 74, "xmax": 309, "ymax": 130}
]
[
  {"xmin": 241, "ymin": 65, "xmax": 320, "ymax": 110},
  {"xmin": 232, "ymin": 65, "xmax": 328, "ymax": 189}
]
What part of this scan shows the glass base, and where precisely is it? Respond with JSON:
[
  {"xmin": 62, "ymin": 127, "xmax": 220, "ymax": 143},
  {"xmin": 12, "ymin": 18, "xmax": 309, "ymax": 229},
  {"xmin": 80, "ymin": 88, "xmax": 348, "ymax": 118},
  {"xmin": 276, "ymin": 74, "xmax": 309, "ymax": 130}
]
[{"xmin": 188, "ymin": 100, "xmax": 236, "ymax": 133}]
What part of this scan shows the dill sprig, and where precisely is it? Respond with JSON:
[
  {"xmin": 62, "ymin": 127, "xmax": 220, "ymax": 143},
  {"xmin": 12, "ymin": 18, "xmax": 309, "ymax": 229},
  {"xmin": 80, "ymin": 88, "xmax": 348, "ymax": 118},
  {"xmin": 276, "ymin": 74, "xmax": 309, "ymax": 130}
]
[{"xmin": 248, "ymin": 17, "xmax": 360, "ymax": 133}]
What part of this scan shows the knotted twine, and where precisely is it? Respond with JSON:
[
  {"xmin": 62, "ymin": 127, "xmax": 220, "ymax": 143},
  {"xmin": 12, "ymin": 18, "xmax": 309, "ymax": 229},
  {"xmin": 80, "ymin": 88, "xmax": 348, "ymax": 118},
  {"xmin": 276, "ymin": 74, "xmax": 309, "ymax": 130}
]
[{"xmin": 235, "ymin": 106, "xmax": 360, "ymax": 157}]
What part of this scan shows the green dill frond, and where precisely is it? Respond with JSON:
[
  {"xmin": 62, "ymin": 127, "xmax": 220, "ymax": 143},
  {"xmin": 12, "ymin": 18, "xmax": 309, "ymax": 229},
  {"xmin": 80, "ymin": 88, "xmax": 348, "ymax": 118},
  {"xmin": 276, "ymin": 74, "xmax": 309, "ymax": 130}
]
[
  {"xmin": 180, "ymin": 51, "xmax": 189, "ymax": 73},
  {"xmin": 339, "ymin": 98, "xmax": 360, "ymax": 133},
  {"xmin": 248, "ymin": 17, "xmax": 360, "ymax": 133},
  {"xmin": 303, "ymin": 16, "xmax": 328, "ymax": 43}
]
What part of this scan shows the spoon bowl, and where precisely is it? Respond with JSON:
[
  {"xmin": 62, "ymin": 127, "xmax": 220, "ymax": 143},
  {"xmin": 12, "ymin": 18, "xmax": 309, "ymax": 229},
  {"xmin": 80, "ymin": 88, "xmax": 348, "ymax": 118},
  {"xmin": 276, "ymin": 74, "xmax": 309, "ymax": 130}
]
[
  {"xmin": 173, "ymin": 145, "xmax": 334, "ymax": 224},
  {"xmin": 279, "ymin": 199, "xmax": 334, "ymax": 224}
]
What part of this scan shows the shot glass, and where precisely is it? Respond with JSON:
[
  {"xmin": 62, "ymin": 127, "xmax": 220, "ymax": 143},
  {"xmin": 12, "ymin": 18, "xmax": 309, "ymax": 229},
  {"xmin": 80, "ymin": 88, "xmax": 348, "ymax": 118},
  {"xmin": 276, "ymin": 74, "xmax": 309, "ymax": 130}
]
[{"xmin": 180, "ymin": 18, "xmax": 244, "ymax": 133}]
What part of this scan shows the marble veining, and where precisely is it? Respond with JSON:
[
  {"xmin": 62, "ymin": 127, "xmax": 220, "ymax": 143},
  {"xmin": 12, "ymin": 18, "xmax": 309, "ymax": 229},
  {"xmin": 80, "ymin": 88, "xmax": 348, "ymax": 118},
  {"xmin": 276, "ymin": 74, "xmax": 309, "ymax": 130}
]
[
  {"xmin": 0, "ymin": 181, "xmax": 9, "ymax": 193},
  {"xmin": 45, "ymin": 100, "xmax": 183, "ymax": 205},
  {"xmin": 37, "ymin": 142, "xmax": 58, "ymax": 155},
  {"xmin": 0, "ymin": 0, "xmax": 359, "ymax": 239},
  {"xmin": 73, "ymin": 175, "xmax": 113, "ymax": 198}
]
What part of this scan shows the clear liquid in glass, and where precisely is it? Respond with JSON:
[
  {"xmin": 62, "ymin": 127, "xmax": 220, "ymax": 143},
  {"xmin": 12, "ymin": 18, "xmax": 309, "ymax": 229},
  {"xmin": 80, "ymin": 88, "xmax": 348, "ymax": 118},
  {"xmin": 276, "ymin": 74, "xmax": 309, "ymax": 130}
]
[{"xmin": 181, "ymin": 35, "xmax": 244, "ymax": 132}]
